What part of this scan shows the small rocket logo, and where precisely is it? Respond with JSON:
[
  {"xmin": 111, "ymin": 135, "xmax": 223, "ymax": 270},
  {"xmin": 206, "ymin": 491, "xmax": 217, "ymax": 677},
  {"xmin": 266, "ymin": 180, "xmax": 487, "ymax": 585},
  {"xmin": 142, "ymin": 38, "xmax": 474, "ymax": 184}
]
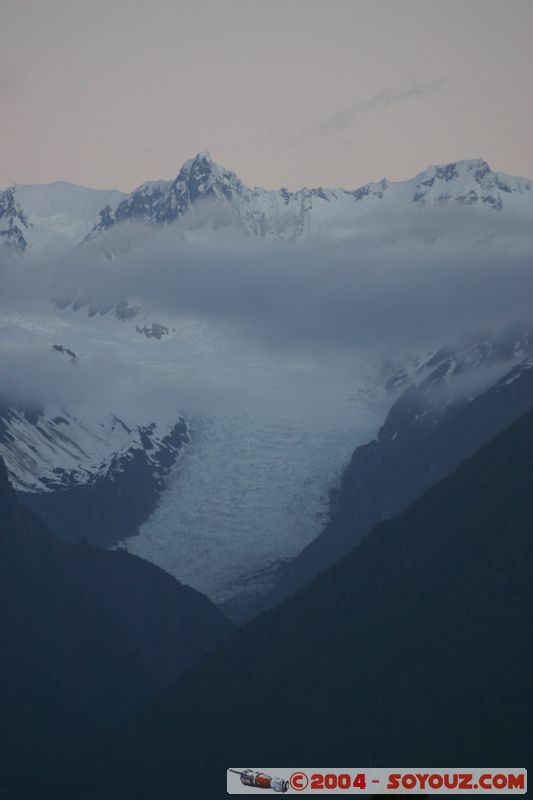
[{"xmin": 229, "ymin": 769, "xmax": 289, "ymax": 793}]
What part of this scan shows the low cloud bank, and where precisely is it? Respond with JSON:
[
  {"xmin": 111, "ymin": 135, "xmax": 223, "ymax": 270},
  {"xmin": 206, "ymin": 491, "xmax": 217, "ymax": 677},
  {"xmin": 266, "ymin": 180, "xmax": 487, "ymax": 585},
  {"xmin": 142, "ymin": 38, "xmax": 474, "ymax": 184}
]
[
  {"xmin": 51, "ymin": 213, "xmax": 533, "ymax": 354},
  {"xmin": 1, "ymin": 210, "xmax": 532, "ymax": 414}
]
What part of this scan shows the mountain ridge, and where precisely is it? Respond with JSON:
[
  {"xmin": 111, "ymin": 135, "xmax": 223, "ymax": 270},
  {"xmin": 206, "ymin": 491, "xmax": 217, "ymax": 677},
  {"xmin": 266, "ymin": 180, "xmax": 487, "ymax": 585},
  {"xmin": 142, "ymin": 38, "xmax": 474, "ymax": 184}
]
[
  {"xmin": 27, "ymin": 402, "xmax": 533, "ymax": 799},
  {"xmin": 2, "ymin": 154, "xmax": 532, "ymax": 252}
]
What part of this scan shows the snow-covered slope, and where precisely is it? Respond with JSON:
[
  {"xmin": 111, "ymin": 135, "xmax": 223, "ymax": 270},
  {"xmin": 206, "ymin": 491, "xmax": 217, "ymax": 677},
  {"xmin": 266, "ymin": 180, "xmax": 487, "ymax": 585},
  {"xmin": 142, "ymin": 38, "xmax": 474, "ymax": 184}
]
[
  {"xmin": 0, "ymin": 307, "xmax": 189, "ymax": 546},
  {"xmin": 0, "ymin": 182, "xmax": 124, "ymax": 253},
  {"xmin": 0, "ymin": 404, "xmax": 184, "ymax": 494},
  {"xmin": 3, "ymin": 155, "xmax": 532, "ymax": 254}
]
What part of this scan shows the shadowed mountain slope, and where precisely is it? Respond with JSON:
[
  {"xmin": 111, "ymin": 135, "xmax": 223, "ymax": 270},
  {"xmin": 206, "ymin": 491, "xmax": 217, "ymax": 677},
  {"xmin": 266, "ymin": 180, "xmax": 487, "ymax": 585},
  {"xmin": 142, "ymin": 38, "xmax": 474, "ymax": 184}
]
[
  {"xmin": 31, "ymin": 406, "xmax": 533, "ymax": 799},
  {"xmin": 0, "ymin": 458, "xmax": 232, "ymax": 789},
  {"xmin": 264, "ymin": 358, "xmax": 533, "ymax": 609}
]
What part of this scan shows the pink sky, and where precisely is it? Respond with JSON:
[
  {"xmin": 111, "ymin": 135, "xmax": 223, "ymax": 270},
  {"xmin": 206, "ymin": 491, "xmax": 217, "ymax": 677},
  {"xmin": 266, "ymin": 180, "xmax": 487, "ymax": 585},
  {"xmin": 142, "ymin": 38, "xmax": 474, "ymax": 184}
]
[{"xmin": 1, "ymin": 0, "xmax": 532, "ymax": 191}]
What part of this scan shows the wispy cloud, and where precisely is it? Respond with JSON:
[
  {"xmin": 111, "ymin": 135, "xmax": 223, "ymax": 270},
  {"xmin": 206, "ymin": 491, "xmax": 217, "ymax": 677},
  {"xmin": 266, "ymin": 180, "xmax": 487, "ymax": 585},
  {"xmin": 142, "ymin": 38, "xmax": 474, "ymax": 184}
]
[{"xmin": 318, "ymin": 77, "xmax": 448, "ymax": 134}]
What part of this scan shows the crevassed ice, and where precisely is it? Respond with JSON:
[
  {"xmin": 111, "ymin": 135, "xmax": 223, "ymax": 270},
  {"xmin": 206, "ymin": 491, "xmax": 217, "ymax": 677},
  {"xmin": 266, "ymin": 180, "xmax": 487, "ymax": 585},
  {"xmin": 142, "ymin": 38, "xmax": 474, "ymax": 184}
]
[{"xmin": 126, "ymin": 409, "xmax": 377, "ymax": 604}]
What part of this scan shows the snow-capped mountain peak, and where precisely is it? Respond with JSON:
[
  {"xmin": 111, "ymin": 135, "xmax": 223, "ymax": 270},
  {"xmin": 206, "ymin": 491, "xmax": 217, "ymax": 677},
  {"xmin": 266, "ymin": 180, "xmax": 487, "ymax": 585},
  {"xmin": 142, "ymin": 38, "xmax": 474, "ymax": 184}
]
[
  {"xmin": 91, "ymin": 151, "xmax": 246, "ymax": 235},
  {"xmin": 0, "ymin": 181, "xmax": 125, "ymax": 253},
  {"xmin": 86, "ymin": 154, "xmax": 533, "ymax": 242},
  {"xmin": 173, "ymin": 150, "xmax": 246, "ymax": 202},
  {"xmin": 0, "ymin": 187, "xmax": 29, "ymax": 251},
  {"xmin": 2, "ymin": 156, "xmax": 532, "ymax": 253},
  {"xmin": 410, "ymin": 158, "xmax": 532, "ymax": 209}
]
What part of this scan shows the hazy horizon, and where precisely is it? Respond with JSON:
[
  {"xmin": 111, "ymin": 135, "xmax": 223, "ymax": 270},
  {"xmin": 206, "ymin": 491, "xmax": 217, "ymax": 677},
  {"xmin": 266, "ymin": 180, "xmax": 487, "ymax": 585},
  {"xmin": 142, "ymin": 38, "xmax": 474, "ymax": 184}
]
[
  {"xmin": 2, "ymin": 0, "xmax": 532, "ymax": 192},
  {"xmin": 4, "ymin": 151, "xmax": 533, "ymax": 195}
]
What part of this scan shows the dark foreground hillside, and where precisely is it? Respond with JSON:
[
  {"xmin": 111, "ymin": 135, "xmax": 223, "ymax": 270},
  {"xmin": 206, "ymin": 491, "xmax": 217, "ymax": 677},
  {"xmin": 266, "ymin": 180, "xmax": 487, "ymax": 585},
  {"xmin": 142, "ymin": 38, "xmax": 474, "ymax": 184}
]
[
  {"xmin": 32, "ymin": 408, "xmax": 533, "ymax": 799},
  {"xmin": 0, "ymin": 458, "xmax": 232, "ymax": 790}
]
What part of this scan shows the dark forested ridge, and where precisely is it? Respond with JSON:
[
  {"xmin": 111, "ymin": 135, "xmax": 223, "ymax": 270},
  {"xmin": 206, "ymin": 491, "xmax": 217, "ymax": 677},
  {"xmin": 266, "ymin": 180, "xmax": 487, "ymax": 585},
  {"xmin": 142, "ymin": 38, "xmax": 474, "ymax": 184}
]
[
  {"xmin": 30, "ymin": 407, "xmax": 533, "ymax": 799},
  {"xmin": 0, "ymin": 458, "xmax": 232, "ymax": 789},
  {"xmin": 264, "ymin": 359, "xmax": 533, "ymax": 609}
]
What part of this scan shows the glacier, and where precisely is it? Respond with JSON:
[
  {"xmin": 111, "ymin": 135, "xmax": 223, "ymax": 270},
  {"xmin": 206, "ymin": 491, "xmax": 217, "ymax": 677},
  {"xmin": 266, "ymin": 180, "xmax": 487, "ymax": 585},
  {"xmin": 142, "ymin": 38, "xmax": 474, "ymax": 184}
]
[
  {"xmin": 1, "ymin": 152, "xmax": 533, "ymax": 609},
  {"xmin": 125, "ymin": 395, "xmax": 381, "ymax": 608}
]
